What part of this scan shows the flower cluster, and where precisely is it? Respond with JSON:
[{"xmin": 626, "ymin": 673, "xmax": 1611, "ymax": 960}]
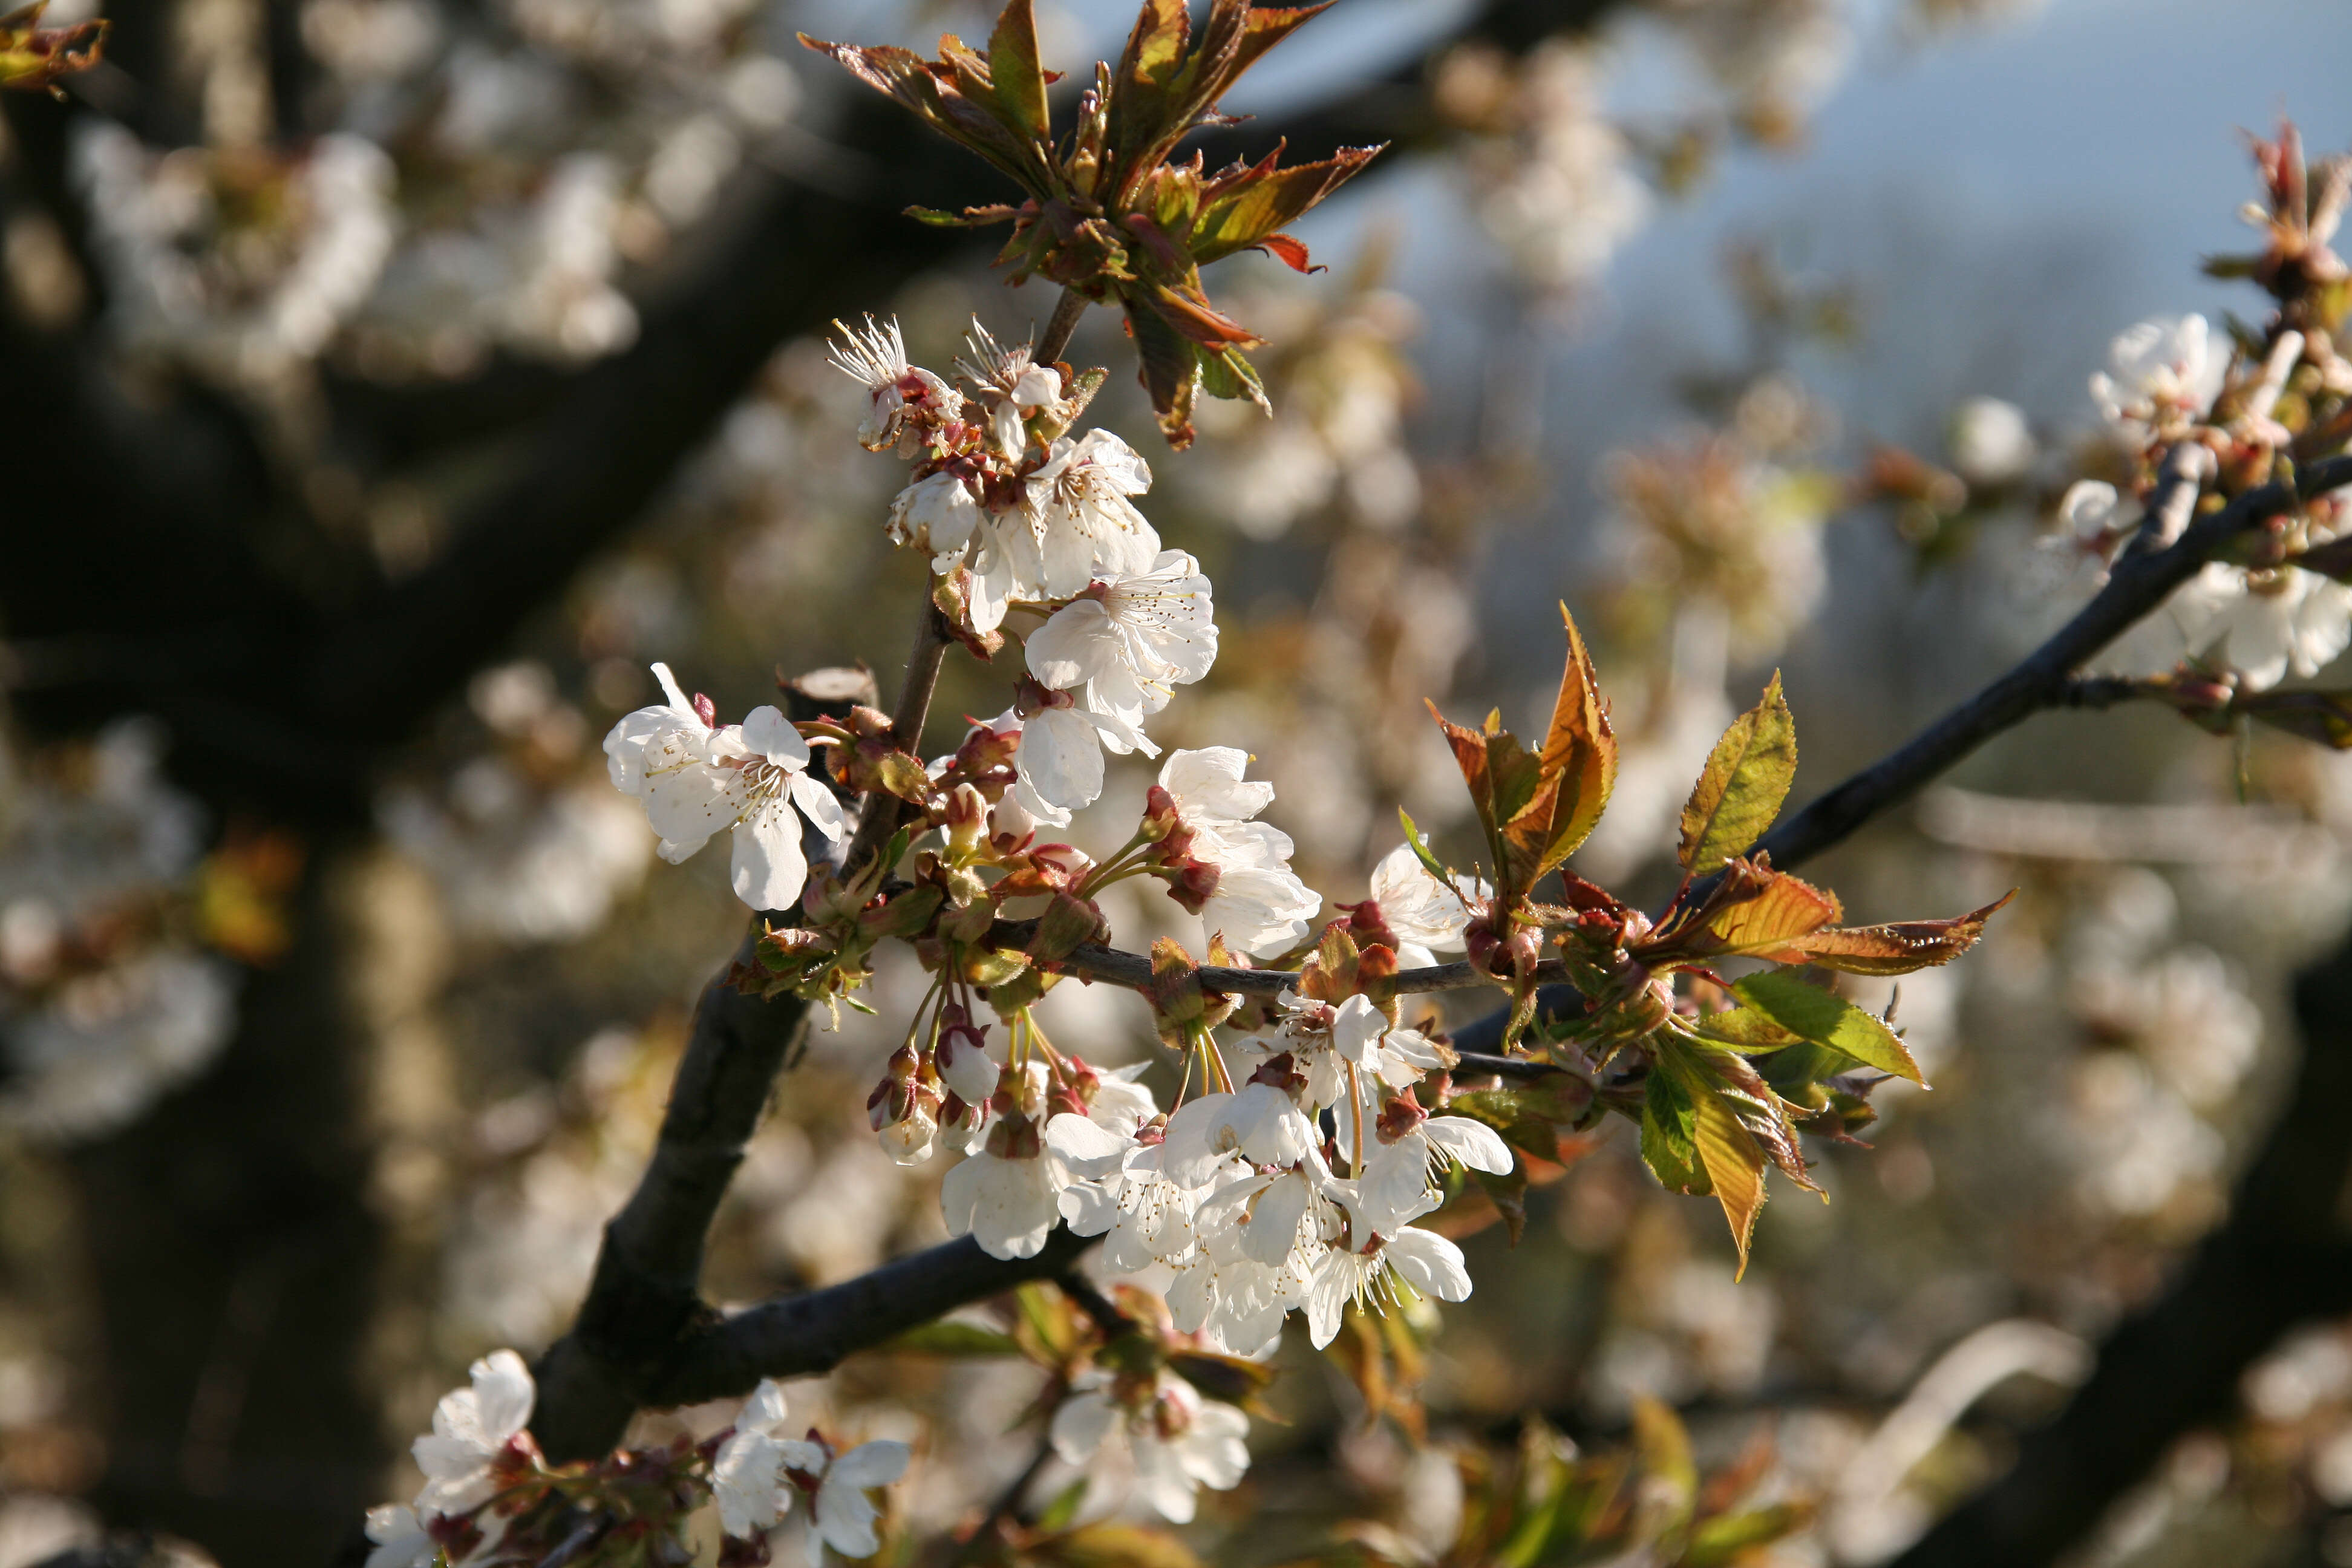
[
  {"xmin": 2050, "ymin": 129, "xmax": 2352, "ymax": 708},
  {"xmin": 367, "ymin": 1354, "xmax": 909, "ymax": 1568}
]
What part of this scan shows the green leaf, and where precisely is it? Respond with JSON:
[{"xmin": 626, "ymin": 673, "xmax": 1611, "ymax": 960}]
[
  {"xmin": 902, "ymin": 203, "xmax": 1019, "ymax": 227},
  {"xmin": 1630, "ymin": 1396, "xmax": 1697, "ymax": 1533},
  {"xmin": 1472, "ymin": 1159, "xmax": 1530, "ymax": 1244},
  {"xmin": 1684, "ymin": 1059, "xmax": 1769, "ymax": 1276},
  {"xmin": 986, "ymin": 0, "xmax": 1050, "ymax": 139},
  {"xmin": 1056, "ymin": 1521, "xmax": 1204, "ymax": 1568},
  {"xmin": 1753, "ymin": 1039, "xmax": 1852, "ymax": 1100},
  {"xmin": 1396, "ymin": 806, "xmax": 1452, "ymax": 885},
  {"xmin": 2236, "ymin": 687, "xmax": 2352, "ymax": 748},
  {"xmin": 1792, "ymin": 893, "xmax": 2012, "ymax": 976},
  {"xmin": 1447, "ymin": 1071, "xmax": 1595, "ymax": 1146},
  {"xmin": 1106, "ymin": 0, "xmax": 1188, "ymax": 169},
  {"xmin": 1123, "ymin": 296, "xmax": 1201, "ymax": 446},
  {"xmin": 1035, "ymin": 1477, "xmax": 1089, "ymax": 1533},
  {"xmin": 1685, "ymin": 1504, "xmax": 1811, "ymax": 1567},
  {"xmin": 1685, "ymin": 1006, "xmax": 1800, "ymax": 1053},
  {"xmin": 1195, "ymin": 344, "xmax": 1269, "ymax": 412},
  {"xmin": 878, "ymin": 1318, "xmax": 1022, "ymax": 1356},
  {"xmin": 1639, "ymin": 1064, "xmax": 1707, "ymax": 1197},
  {"xmin": 1731, "ymin": 970, "xmax": 1923, "ymax": 1085},
  {"xmin": 1677, "ymin": 671, "xmax": 1798, "ymax": 874}
]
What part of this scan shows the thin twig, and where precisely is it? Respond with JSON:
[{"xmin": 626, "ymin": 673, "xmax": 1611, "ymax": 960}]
[
  {"xmin": 1034, "ymin": 287, "xmax": 1089, "ymax": 367},
  {"xmin": 1056, "ymin": 1272, "xmax": 1137, "ymax": 1339},
  {"xmin": 2057, "ymin": 675, "xmax": 2157, "ymax": 711},
  {"xmin": 966, "ymin": 1435, "xmax": 1057, "ymax": 1555},
  {"xmin": 843, "ymin": 604, "xmax": 953, "ymax": 874},
  {"xmin": 979, "ymin": 917, "xmax": 1558, "ymax": 998},
  {"xmin": 524, "ymin": 425, "xmax": 2352, "ymax": 1468}
]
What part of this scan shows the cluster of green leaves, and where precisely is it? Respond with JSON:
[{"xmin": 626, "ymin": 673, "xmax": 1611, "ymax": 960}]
[
  {"xmin": 0, "ymin": 1, "xmax": 107, "ymax": 94},
  {"xmin": 1415, "ymin": 628, "xmax": 2006, "ymax": 1272},
  {"xmin": 1294, "ymin": 1402, "xmax": 1808, "ymax": 1568},
  {"xmin": 803, "ymin": 0, "xmax": 1380, "ymax": 446}
]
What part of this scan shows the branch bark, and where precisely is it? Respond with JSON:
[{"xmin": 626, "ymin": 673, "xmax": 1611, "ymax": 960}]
[{"xmin": 531, "ymin": 918, "xmax": 814, "ymax": 1463}]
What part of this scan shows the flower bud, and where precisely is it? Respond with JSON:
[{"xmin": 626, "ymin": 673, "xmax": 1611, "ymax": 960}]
[
  {"xmin": 946, "ymin": 782, "xmax": 988, "ymax": 855},
  {"xmin": 934, "ymin": 1007, "xmax": 1002, "ymax": 1106},
  {"xmin": 866, "ymin": 1044, "xmax": 920, "ymax": 1131},
  {"xmin": 1139, "ymin": 783, "xmax": 1182, "ymax": 842},
  {"xmin": 990, "ymin": 791, "xmax": 1039, "ymax": 852}
]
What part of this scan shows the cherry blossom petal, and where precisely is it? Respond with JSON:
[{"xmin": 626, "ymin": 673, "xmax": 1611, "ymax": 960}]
[
  {"xmin": 731, "ymin": 800, "xmax": 808, "ymax": 912},
  {"xmin": 741, "ymin": 705, "xmax": 812, "ymax": 769}
]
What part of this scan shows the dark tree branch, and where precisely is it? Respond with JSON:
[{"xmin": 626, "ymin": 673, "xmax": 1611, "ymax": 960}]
[
  {"xmin": 1889, "ymin": 923, "xmax": 2352, "ymax": 1568},
  {"xmin": 645, "ymin": 1228, "xmax": 1098, "ymax": 1411},
  {"xmin": 531, "ymin": 918, "xmax": 813, "ymax": 1463}
]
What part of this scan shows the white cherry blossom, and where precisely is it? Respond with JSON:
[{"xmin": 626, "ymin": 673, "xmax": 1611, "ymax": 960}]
[
  {"xmin": 1157, "ymin": 749, "xmax": 1321, "ymax": 956},
  {"xmin": 939, "ymin": 1108, "xmax": 1129, "ymax": 1259},
  {"xmin": 364, "ymin": 1506, "xmax": 436, "ymax": 1568},
  {"xmin": 2057, "ymin": 479, "xmax": 2140, "ymax": 554},
  {"xmin": 2169, "ymin": 563, "xmax": 2352, "ymax": 690},
  {"xmin": 412, "ymin": 1349, "xmax": 535, "ymax": 1517},
  {"xmin": 1025, "ymin": 550, "xmax": 1218, "ymax": 736},
  {"xmin": 829, "ymin": 315, "xmax": 954, "ymax": 456},
  {"xmin": 1161, "ymin": 1080, "xmax": 1316, "ymax": 1187},
  {"xmin": 1355, "ymin": 1108, "xmax": 1514, "ymax": 1240},
  {"xmin": 774, "ymin": 1434, "xmax": 912, "ymax": 1566},
  {"xmin": 1048, "ymin": 1370, "xmax": 1252, "ymax": 1524},
  {"xmin": 2090, "ymin": 313, "xmax": 2228, "ymax": 444},
  {"xmin": 993, "ymin": 687, "xmax": 1155, "ymax": 825},
  {"xmin": 886, "ymin": 470, "xmax": 984, "ymax": 563},
  {"xmin": 1305, "ymin": 1225, "xmax": 1472, "ymax": 1348},
  {"xmin": 1018, "ymin": 429, "xmax": 1163, "ymax": 593},
  {"xmin": 713, "ymin": 1379, "xmax": 796, "ymax": 1540},
  {"xmin": 603, "ymin": 664, "xmax": 848, "ymax": 912},
  {"xmin": 1367, "ymin": 843, "xmax": 1489, "ymax": 967},
  {"xmin": 956, "ymin": 319, "xmax": 1066, "ymax": 457}
]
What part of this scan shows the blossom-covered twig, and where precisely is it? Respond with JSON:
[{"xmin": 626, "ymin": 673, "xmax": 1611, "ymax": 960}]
[
  {"xmin": 1750, "ymin": 449, "xmax": 2352, "ymax": 874},
  {"xmin": 978, "ymin": 915, "xmax": 1565, "ymax": 997}
]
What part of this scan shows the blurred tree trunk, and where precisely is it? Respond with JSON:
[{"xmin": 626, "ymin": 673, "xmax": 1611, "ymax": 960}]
[{"xmin": 68, "ymin": 846, "xmax": 385, "ymax": 1566}]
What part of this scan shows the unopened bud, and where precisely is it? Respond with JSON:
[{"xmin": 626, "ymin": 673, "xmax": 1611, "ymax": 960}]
[
  {"xmin": 1140, "ymin": 784, "xmax": 1182, "ymax": 842},
  {"xmin": 990, "ymin": 791, "xmax": 1039, "ymax": 851},
  {"xmin": 946, "ymin": 782, "xmax": 988, "ymax": 854},
  {"xmin": 866, "ymin": 1044, "xmax": 921, "ymax": 1131},
  {"xmin": 934, "ymin": 1007, "xmax": 1002, "ymax": 1106}
]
